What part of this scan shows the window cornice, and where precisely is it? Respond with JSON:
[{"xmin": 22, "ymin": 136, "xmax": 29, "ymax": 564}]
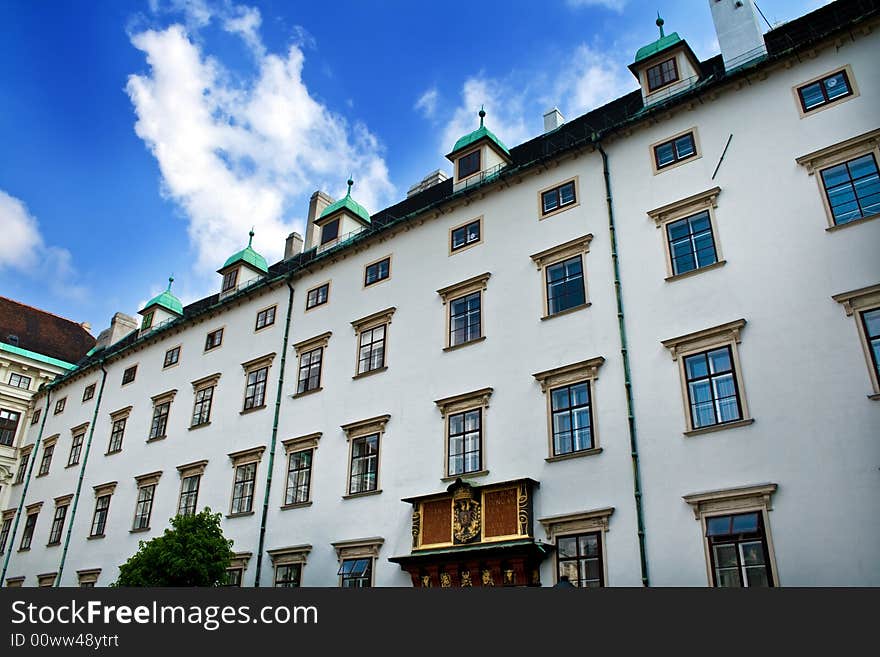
[
  {"xmin": 832, "ymin": 283, "xmax": 880, "ymax": 316},
  {"xmin": 538, "ymin": 507, "xmax": 615, "ymax": 542},
  {"xmin": 176, "ymin": 459, "xmax": 208, "ymax": 477},
  {"xmin": 25, "ymin": 501, "xmax": 44, "ymax": 513},
  {"xmin": 109, "ymin": 406, "xmax": 133, "ymax": 420},
  {"xmin": 228, "ymin": 446, "xmax": 266, "ymax": 466},
  {"xmin": 661, "ymin": 319, "xmax": 747, "ymax": 361},
  {"xmin": 54, "ymin": 494, "xmax": 73, "ymax": 506},
  {"xmin": 241, "ymin": 352, "xmax": 276, "ymax": 371},
  {"xmin": 191, "ymin": 372, "xmax": 221, "ymax": 390},
  {"xmin": 150, "ymin": 388, "xmax": 178, "ymax": 405},
  {"xmin": 795, "ymin": 128, "xmax": 880, "ymax": 174},
  {"xmin": 532, "ymin": 357, "xmax": 605, "ymax": 392},
  {"xmin": 42, "ymin": 434, "xmax": 59, "ymax": 448},
  {"xmin": 434, "ymin": 387, "xmax": 493, "ymax": 418},
  {"xmin": 134, "ymin": 470, "xmax": 162, "ymax": 486},
  {"xmin": 282, "ymin": 432, "xmax": 321, "ymax": 453},
  {"xmin": 267, "ymin": 544, "xmax": 312, "ymax": 565},
  {"xmin": 293, "ymin": 332, "xmax": 332, "ymax": 355},
  {"xmin": 340, "ymin": 415, "xmax": 390, "ymax": 439},
  {"xmin": 647, "ymin": 186, "xmax": 721, "ymax": 227},
  {"xmin": 529, "ymin": 234, "xmax": 593, "ymax": 270},
  {"xmin": 436, "ymin": 272, "xmax": 491, "ymax": 304},
  {"xmin": 70, "ymin": 422, "xmax": 90, "ymax": 435},
  {"xmin": 93, "ymin": 482, "xmax": 117, "ymax": 497},
  {"xmin": 331, "ymin": 537, "xmax": 384, "ymax": 561},
  {"xmin": 351, "ymin": 307, "xmax": 396, "ymax": 333},
  {"xmin": 683, "ymin": 482, "xmax": 778, "ymax": 521}
]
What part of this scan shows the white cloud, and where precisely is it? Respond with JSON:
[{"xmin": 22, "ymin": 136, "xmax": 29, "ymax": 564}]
[
  {"xmin": 127, "ymin": 2, "xmax": 395, "ymax": 284},
  {"xmin": 566, "ymin": 0, "xmax": 627, "ymax": 12},
  {"xmin": 414, "ymin": 87, "xmax": 438, "ymax": 119},
  {"xmin": 555, "ymin": 43, "xmax": 637, "ymax": 117},
  {"xmin": 0, "ymin": 190, "xmax": 87, "ymax": 301}
]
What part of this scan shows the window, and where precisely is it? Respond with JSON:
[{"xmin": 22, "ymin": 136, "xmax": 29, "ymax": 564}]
[
  {"xmin": 37, "ymin": 441, "xmax": 55, "ymax": 476},
  {"xmin": 54, "ymin": 397, "xmax": 66, "ymax": 414},
  {"xmin": 149, "ymin": 402, "xmax": 170, "ymax": 440},
  {"xmin": 48, "ymin": 499, "xmax": 70, "ymax": 545},
  {"xmin": 20, "ymin": 509, "xmax": 39, "ymax": 550},
  {"xmin": 450, "ymin": 217, "xmax": 482, "ymax": 253},
  {"xmin": 224, "ymin": 553, "xmax": 251, "ymax": 586},
  {"xmin": 223, "ymin": 568, "xmax": 243, "ymax": 587},
  {"xmin": 796, "ymin": 67, "xmax": 855, "ymax": 114},
  {"xmin": 861, "ymin": 308, "xmax": 880, "ymax": 387},
  {"xmin": 163, "ymin": 346, "xmax": 180, "ymax": 368},
  {"xmin": 0, "ymin": 409, "xmax": 20, "ymax": 447},
  {"xmin": 68, "ymin": 432, "xmax": 84, "ymax": 466},
  {"xmin": 15, "ymin": 449, "xmax": 30, "ymax": 484},
  {"xmin": 255, "ymin": 305, "xmax": 276, "ymax": 330},
  {"xmin": 332, "ymin": 537, "xmax": 383, "ymax": 587},
  {"xmin": 268, "ymin": 546, "xmax": 310, "ymax": 587},
  {"xmin": 320, "ymin": 218, "xmax": 340, "ymax": 245},
  {"xmin": 557, "ymin": 532, "xmax": 604, "ymax": 587},
  {"xmin": 132, "ymin": 473, "xmax": 160, "ymax": 531},
  {"xmin": 662, "ymin": 319, "xmax": 753, "ymax": 435},
  {"xmin": 339, "ymin": 558, "xmax": 372, "ymax": 587},
  {"xmin": 0, "ymin": 513, "xmax": 14, "ymax": 554},
  {"xmin": 832, "ymin": 284, "xmax": 880, "ymax": 398},
  {"xmin": 82, "ymin": 383, "xmax": 96, "ymax": 401},
  {"xmin": 228, "ymin": 446, "xmax": 264, "ymax": 515},
  {"xmin": 190, "ymin": 374, "xmax": 220, "ymax": 427},
  {"xmin": 647, "ymin": 57, "xmax": 678, "ymax": 91},
  {"xmin": 281, "ymin": 433, "xmax": 320, "ymax": 508},
  {"xmin": 222, "ymin": 269, "xmax": 238, "ymax": 292},
  {"xmin": 141, "ymin": 310, "xmax": 154, "ymax": 331},
  {"xmin": 364, "ymin": 256, "xmax": 391, "ymax": 287},
  {"xmin": 306, "ymin": 283, "xmax": 330, "ymax": 310},
  {"xmin": 540, "ymin": 179, "xmax": 577, "ymax": 217},
  {"xmin": 341, "ymin": 415, "xmax": 389, "ymax": 497},
  {"xmin": 8, "ymin": 373, "xmax": 31, "ymax": 389},
  {"xmin": 352, "ymin": 307, "xmax": 395, "ymax": 377},
  {"xmin": 653, "ymin": 131, "xmax": 698, "ymax": 171},
  {"xmin": 293, "ymin": 332, "xmax": 330, "ymax": 396},
  {"xmin": 122, "ymin": 365, "xmax": 137, "ymax": 385},
  {"xmin": 31, "ymin": 408, "xmax": 41, "ymax": 426},
  {"xmin": 244, "ymin": 368, "xmax": 268, "ymax": 410},
  {"xmin": 435, "ymin": 388, "xmax": 492, "ymax": 479},
  {"xmin": 90, "ymin": 487, "xmax": 113, "ymax": 538},
  {"xmin": 437, "ymin": 273, "xmax": 490, "ymax": 350},
  {"xmin": 273, "ymin": 564, "xmax": 300, "ymax": 587},
  {"xmin": 107, "ymin": 410, "xmax": 128, "ymax": 454},
  {"xmin": 77, "ymin": 569, "xmax": 101, "ymax": 587},
  {"xmin": 205, "ymin": 328, "xmax": 224, "ymax": 351},
  {"xmin": 177, "ymin": 460, "xmax": 207, "ymax": 516},
  {"xmin": 530, "ymin": 235, "xmax": 592, "ymax": 319},
  {"xmin": 457, "ymin": 150, "xmax": 481, "ymax": 179}
]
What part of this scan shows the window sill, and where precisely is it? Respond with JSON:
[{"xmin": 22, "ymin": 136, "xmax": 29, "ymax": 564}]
[
  {"xmin": 825, "ymin": 212, "xmax": 879, "ymax": 232},
  {"xmin": 441, "ymin": 469, "xmax": 489, "ymax": 482},
  {"xmin": 352, "ymin": 366, "xmax": 388, "ymax": 381},
  {"xmin": 17, "ymin": 548, "xmax": 31, "ymax": 553},
  {"xmin": 541, "ymin": 302, "xmax": 591, "ymax": 321},
  {"xmin": 545, "ymin": 447, "xmax": 603, "ymax": 463},
  {"xmin": 342, "ymin": 489, "xmax": 382, "ymax": 500},
  {"xmin": 130, "ymin": 527, "xmax": 150, "ymax": 534},
  {"xmin": 684, "ymin": 418, "xmax": 754, "ymax": 438},
  {"xmin": 35, "ymin": 473, "xmax": 48, "ymax": 478},
  {"xmin": 188, "ymin": 422, "xmax": 211, "ymax": 431},
  {"xmin": 868, "ymin": 393, "xmax": 880, "ymax": 401},
  {"xmin": 292, "ymin": 387, "xmax": 323, "ymax": 399},
  {"xmin": 443, "ymin": 336, "xmax": 486, "ymax": 352},
  {"xmin": 146, "ymin": 435, "xmax": 166, "ymax": 443},
  {"xmin": 105, "ymin": 450, "xmax": 122, "ymax": 456},
  {"xmin": 46, "ymin": 542, "xmax": 60, "ymax": 548},
  {"xmin": 240, "ymin": 405, "xmax": 266, "ymax": 415},
  {"xmin": 539, "ymin": 200, "xmax": 580, "ymax": 221},
  {"xmin": 87, "ymin": 534, "xmax": 105, "ymax": 541},
  {"xmin": 65, "ymin": 463, "xmax": 79, "ymax": 469},
  {"xmin": 226, "ymin": 511, "xmax": 255, "ymax": 519},
  {"xmin": 280, "ymin": 501, "xmax": 313, "ymax": 511},
  {"xmin": 665, "ymin": 260, "xmax": 727, "ymax": 282}
]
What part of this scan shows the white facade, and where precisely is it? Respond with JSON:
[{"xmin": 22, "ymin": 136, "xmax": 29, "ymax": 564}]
[{"xmin": 2, "ymin": 1, "xmax": 878, "ymax": 587}]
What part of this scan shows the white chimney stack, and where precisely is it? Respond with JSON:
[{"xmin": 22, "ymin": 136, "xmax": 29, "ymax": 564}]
[
  {"xmin": 709, "ymin": 0, "xmax": 768, "ymax": 72},
  {"xmin": 543, "ymin": 107, "xmax": 565, "ymax": 133},
  {"xmin": 284, "ymin": 231, "xmax": 304, "ymax": 260}
]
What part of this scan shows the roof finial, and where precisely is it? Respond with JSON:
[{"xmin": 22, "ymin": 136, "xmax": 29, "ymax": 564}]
[
  {"xmin": 656, "ymin": 12, "xmax": 665, "ymax": 38},
  {"xmin": 248, "ymin": 227, "xmax": 254, "ymax": 247},
  {"xmin": 347, "ymin": 176, "xmax": 353, "ymax": 196},
  {"xmin": 478, "ymin": 105, "xmax": 486, "ymax": 128},
  {"xmin": 167, "ymin": 275, "xmax": 174, "ymax": 291}
]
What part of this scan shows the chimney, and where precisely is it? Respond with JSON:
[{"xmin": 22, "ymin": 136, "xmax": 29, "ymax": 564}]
[
  {"xmin": 709, "ymin": 0, "xmax": 768, "ymax": 72},
  {"xmin": 543, "ymin": 107, "xmax": 565, "ymax": 133},
  {"xmin": 94, "ymin": 312, "xmax": 138, "ymax": 350},
  {"xmin": 304, "ymin": 190, "xmax": 334, "ymax": 250},
  {"xmin": 284, "ymin": 231, "xmax": 304, "ymax": 260},
  {"xmin": 406, "ymin": 170, "xmax": 449, "ymax": 198},
  {"xmin": 80, "ymin": 321, "xmax": 92, "ymax": 334}
]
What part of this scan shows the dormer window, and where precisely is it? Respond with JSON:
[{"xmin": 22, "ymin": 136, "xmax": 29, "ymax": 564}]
[
  {"xmin": 218, "ymin": 230, "xmax": 269, "ymax": 297},
  {"xmin": 647, "ymin": 57, "xmax": 678, "ymax": 91},
  {"xmin": 141, "ymin": 311, "xmax": 154, "ymax": 331},
  {"xmin": 630, "ymin": 16, "xmax": 701, "ymax": 107},
  {"xmin": 458, "ymin": 150, "xmax": 481, "ymax": 179},
  {"xmin": 321, "ymin": 218, "xmax": 340, "ymax": 245},
  {"xmin": 138, "ymin": 276, "xmax": 183, "ymax": 336},
  {"xmin": 446, "ymin": 108, "xmax": 512, "ymax": 193},
  {"xmin": 222, "ymin": 269, "xmax": 238, "ymax": 292}
]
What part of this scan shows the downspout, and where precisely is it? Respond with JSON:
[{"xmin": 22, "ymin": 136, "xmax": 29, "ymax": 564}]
[
  {"xmin": 55, "ymin": 361, "xmax": 108, "ymax": 586},
  {"xmin": 1, "ymin": 387, "xmax": 51, "ymax": 585},
  {"xmin": 253, "ymin": 280, "xmax": 295, "ymax": 586},
  {"xmin": 595, "ymin": 138, "xmax": 650, "ymax": 587}
]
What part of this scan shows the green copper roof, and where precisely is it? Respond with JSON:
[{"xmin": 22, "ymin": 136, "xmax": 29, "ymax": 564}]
[
  {"xmin": 634, "ymin": 15, "xmax": 682, "ymax": 63},
  {"xmin": 449, "ymin": 107, "xmax": 510, "ymax": 156},
  {"xmin": 143, "ymin": 276, "xmax": 183, "ymax": 316},
  {"xmin": 221, "ymin": 230, "xmax": 269, "ymax": 274},
  {"xmin": 0, "ymin": 342, "xmax": 75, "ymax": 370},
  {"xmin": 319, "ymin": 179, "xmax": 371, "ymax": 224}
]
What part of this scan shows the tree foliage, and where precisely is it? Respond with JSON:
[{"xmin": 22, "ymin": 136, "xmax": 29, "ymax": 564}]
[{"xmin": 114, "ymin": 509, "xmax": 234, "ymax": 587}]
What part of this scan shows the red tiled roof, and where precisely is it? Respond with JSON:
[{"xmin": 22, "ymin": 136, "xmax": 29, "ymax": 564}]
[{"xmin": 0, "ymin": 297, "xmax": 96, "ymax": 365}]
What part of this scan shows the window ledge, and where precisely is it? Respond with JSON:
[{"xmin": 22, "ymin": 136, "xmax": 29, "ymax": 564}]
[
  {"xmin": 188, "ymin": 422, "xmax": 211, "ymax": 431},
  {"xmin": 35, "ymin": 473, "xmax": 48, "ymax": 478},
  {"xmin": 352, "ymin": 366, "xmax": 388, "ymax": 381},
  {"xmin": 130, "ymin": 527, "xmax": 150, "ymax": 534},
  {"xmin": 868, "ymin": 393, "xmax": 880, "ymax": 401},
  {"xmin": 87, "ymin": 534, "xmax": 105, "ymax": 541},
  {"xmin": 541, "ymin": 302, "xmax": 591, "ymax": 321},
  {"xmin": 292, "ymin": 387, "xmax": 323, "ymax": 400},
  {"xmin": 280, "ymin": 501, "xmax": 313, "ymax": 511},
  {"xmin": 226, "ymin": 511, "xmax": 255, "ymax": 519},
  {"xmin": 825, "ymin": 212, "xmax": 879, "ymax": 232},
  {"xmin": 17, "ymin": 548, "xmax": 31, "ymax": 553},
  {"xmin": 443, "ymin": 336, "xmax": 486, "ymax": 352},
  {"xmin": 65, "ymin": 463, "xmax": 79, "ymax": 469},
  {"xmin": 46, "ymin": 542, "xmax": 60, "ymax": 548},
  {"xmin": 105, "ymin": 450, "xmax": 122, "ymax": 456},
  {"xmin": 441, "ymin": 469, "xmax": 489, "ymax": 482},
  {"xmin": 342, "ymin": 489, "xmax": 382, "ymax": 500},
  {"xmin": 684, "ymin": 418, "xmax": 754, "ymax": 438},
  {"xmin": 240, "ymin": 405, "xmax": 266, "ymax": 415},
  {"xmin": 146, "ymin": 435, "xmax": 166, "ymax": 444},
  {"xmin": 545, "ymin": 447, "xmax": 603, "ymax": 463},
  {"xmin": 539, "ymin": 201, "xmax": 580, "ymax": 221},
  {"xmin": 665, "ymin": 260, "xmax": 727, "ymax": 282}
]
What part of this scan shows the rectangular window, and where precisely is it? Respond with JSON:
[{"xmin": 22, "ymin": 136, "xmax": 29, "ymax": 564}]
[
  {"xmin": 546, "ymin": 256, "xmax": 586, "ymax": 316},
  {"xmin": 297, "ymin": 348, "xmax": 323, "ymax": 395},
  {"xmin": 285, "ymin": 449, "xmax": 313, "ymax": 505},
  {"xmin": 357, "ymin": 325, "xmax": 386, "ymax": 375},
  {"xmin": 222, "ymin": 269, "xmax": 238, "ymax": 292},
  {"xmin": 38, "ymin": 444, "xmax": 54, "ymax": 476},
  {"xmin": 320, "ymin": 218, "xmax": 340, "ymax": 245},
  {"xmin": 654, "ymin": 132, "xmax": 696, "ymax": 170},
  {"xmin": 457, "ymin": 150, "xmax": 480, "ymax": 179},
  {"xmin": 122, "ymin": 366, "xmax": 137, "ymax": 385},
  {"xmin": 647, "ymin": 57, "xmax": 678, "ymax": 91},
  {"xmin": 68, "ymin": 433, "xmax": 84, "ymax": 466},
  {"xmin": 541, "ymin": 181, "xmax": 577, "ymax": 216},
  {"xmin": 178, "ymin": 474, "xmax": 201, "ymax": 516},
  {"xmin": 231, "ymin": 462, "xmax": 257, "ymax": 514},
  {"xmin": 348, "ymin": 434, "xmax": 379, "ymax": 495},
  {"xmin": 0, "ymin": 409, "xmax": 20, "ymax": 447},
  {"xmin": 223, "ymin": 569, "xmax": 243, "ymax": 587},
  {"xmin": 205, "ymin": 328, "xmax": 224, "ymax": 351},
  {"xmin": 20, "ymin": 513, "xmax": 38, "ymax": 550},
  {"xmin": 54, "ymin": 398, "xmax": 66, "ymax": 414},
  {"xmin": 707, "ymin": 512, "xmax": 773, "ymax": 587},
  {"xmin": 8, "ymin": 373, "xmax": 31, "ymax": 389},
  {"xmin": 191, "ymin": 387, "xmax": 214, "ymax": 426},
  {"xmin": 451, "ymin": 219, "xmax": 481, "ymax": 252},
  {"xmin": 243, "ymin": 367, "xmax": 268, "ymax": 410},
  {"xmin": 797, "ymin": 69, "xmax": 853, "ymax": 113},
  {"xmin": 0, "ymin": 518, "xmax": 12, "ymax": 554},
  {"xmin": 684, "ymin": 346, "xmax": 743, "ymax": 429},
  {"xmin": 163, "ymin": 346, "xmax": 180, "ymax": 368},
  {"xmin": 15, "ymin": 452, "xmax": 29, "ymax": 484},
  {"xmin": 132, "ymin": 484, "xmax": 155, "ymax": 530},
  {"xmin": 31, "ymin": 408, "xmax": 41, "ymax": 426},
  {"xmin": 82, "ymin": 383, "xmax": 96, "ymax": 401},
  {"xmin": 339, "ymin": 558, "xmax": 372, "ymax": 588},
  {"xmin": 550, "ymin": 382, "xmax": 593, "ymax": 456},
  {"xmin": 819, "ymin": 153, "xmax": 880, "ymax": 226},
  {"xmin": 108, "ymin": 418, "xmax": 127, "ymax": 453},
  {"xmin": 149, "ymin": 402, "xmax": 170, "ymax": 440},
  {"xmin": 274, "ymin": 564, "xmax": 301, "ymax": 587},
  {"xmin": 557, "ymin": 532, "xmax": 604, "ymax": 587},
  {"xmin": 666, "ymin": 210, "xmax": 718, "ymax": 275},
  {"xmin": 90, "ymin": 495, "xmax": 110, "ymax": 537},
  {"xmin": 364, "ymin": 257, "xmax": 391, "ymax": 286},
  {"xmin": 306, "ymin": 283, "xmax": 329, "ymax": 310},
  {"xmin": 447, "ymin": 409, "xmax": 481, "ymax": 476},
  {"xmin": 48, "ymin": 505, "xmax": 68, "ymax": 545},
  {"xmin": 861, "ymin": 308, "xmax": 880, "ymax": 383},
  {"xmin": 141, "ymin": 310, "xmax": 154, "ymax": 331},
  {"xmin": 449, "ymin": 292, "xmax": 481, "ymax": 347},
  {"xmin": 255, "ymin": 305, "xmax": 276, "ymax": 330}
]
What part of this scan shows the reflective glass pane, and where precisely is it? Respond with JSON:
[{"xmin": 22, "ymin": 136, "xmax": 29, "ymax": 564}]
[
  {"xmin": 732, "ymin": 513, "xmax": 759, "ymax": 533},
  {"xmin": 579, "ymin": 533, "xmax": 598, "ymax": 557},
  {"xmin": 821, "ymin": 163, "xmax": 850, "ymax": 188},
  {"xmin": 864, "ymin": 309, "xmax": 880, "ymax": 337},
  {"xmin": 716, "ymin": 568, "xmax": 742, "ymax": 588},
  {"xmin": 558, "ymin": 537, "xmax": 577, "ymax": 558},
  {"xmin": 713, "ymin": 544, "xmax": 738, "ymax": 568},
  {"xmin": 706, "ymin": 516, "xmax": 731, "ymax": 537},
  {"xmin": 740, "ymin": 541, "xmax": 766, "ymax": 565},
  {"xmin": 708, "ymin": 348, "xmax": 732, "ymax": 373},
  {"xmin": 559, "ymin": 182, "xmax": 575, "ymax": 205},
  {"xmin": 551, "ymin": 387, "xmax": 569, "ymax": 411},
  {"xmin": 745, "ymin": 566, "xmax": 770, "ymax": 587},
  {"xmin": 582, "ymin": 559, "xmax": 600, "ymax": 582},
  {"xmin": 542, "ymin": 190, "xmax": 557, "ymax": 213},
  {"xmin": 570, "ymin": 382, "xmax": 589, "ymax": 407},
  {"xmin": 675, "ymin": 134, "xmax": 695, "ymax": 158},
  {"xmin": 685, "ymin": 354, "xmax": 708, "ymax": 380},
  {"xmin": 667, "ymin": 218, "xmax": 690, "ymax": 241},
  {"xmin": 823, "ymin": 72, "xmax": 849, "ymax": 100},
  {"xmin": 799, "ymin": 82, "xmax": 824, "ymax": 110}
]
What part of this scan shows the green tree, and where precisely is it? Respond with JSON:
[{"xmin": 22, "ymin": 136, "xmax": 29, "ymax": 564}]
[{"xmin": 114, "ymin": 509, "xmax": 234, "ymax": 587}]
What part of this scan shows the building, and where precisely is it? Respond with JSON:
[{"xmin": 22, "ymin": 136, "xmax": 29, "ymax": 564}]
[{"xmin": 1, "ymin": 0, "xmax": 878, "ymax": 588}]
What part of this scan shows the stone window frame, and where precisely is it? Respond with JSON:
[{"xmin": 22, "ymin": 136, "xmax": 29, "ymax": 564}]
[
  {"xmin": 254, "ymin": 303, "xmax": 278, "ymax": 333},
  {"xmin": 532, "ymin": 357, "xmax": 605, "ymax": 462},
  {"xmin": 163, "ymin": 344, "xmax": 182, "ymax": 370},
  {"xmin": 30, "ymin": 407, "xmax": 41, "ymax": 426},
  {"xmin": 1, "ymin": 509, "xmax": 15, "ymax": 554},
  {"xmin": 305, "ymin": 280, "xmax": 331, "ymax": 312},
  {"xmin": 437, "ymin": 272, "xmax": 491, "ymax": 351},
  {"xmin": 538, "ymin": 507, "xmax": 614, "ymax": 586},
  {"xmin": 189, "ymin": 373, "xmax": 221, "ymax": 430},
  {"xmin": 363, "ymin": 254, "xmax": 392, "ymax": 289},
  {"xmin": 5, "ymin": 576, "xmax": 24, "ymax": 587},
  {"xmin": 204, "ymin": 326, "xmax": 225, "ymax": 352},
  {"xmin": 795, "ymin": 128, "xmax": 880, "ymax": 231},
  {"xmin": 434, "ymin": 387, "xmax": 493, "ymax": 481},
  {"xmin": 121, "ymin": 364, "xmax": 138, "ymax": 386},
  {"xmin": 832, "ymin": 283, "xmax": 880, "ymax": 399},
  {"xmin": 227, "ymin": 446, "xmax": 265, "ymax": 518},
  {"xmin": 54, "ymin": 397, "xmax": 66, "ymax": 415},
  {"xmin": 131, "ymin": 471, "xmax": 162, "ymax": 533},
  {"xmin": 647, "ymin": 187, "xmax": 726, "ymax": 282},
  {"xmin": 280, "ymin": 432, "xmax": 321, "ymax": 510},
  {"xmin": 19, "ymin": 501, "xmax": 43, "ymax": 551},
  {"xmin": 224, "ymin": 552, "xmax": 252, "ymax": 586},
  {"xmin": 292, "ymin": 332, "xmax": 332, "ymax": 398},
  {"xmin": 649, "ymin": 127, "xmax": 702, "ymax": 175},
  {"xmin": 176, "ymin": 459, "xmax": 208, "ymax": 517},
  {"xmin": 82, "ymin": 382, "xmax": 96, "ymax": 402},
  {"xmin": 448, "ymin": 215, "xmax": 484, "ymax": 256},
  {"xmin": 267, "ymin": 544, "xmax": 312, "ymax": 587},
  {"xmin": 792, "ymin": 63, "xmax": 859, "ymax": 119},
  {"xmin": 351, "ymin": 307, "xmax": 396, "ymax": 380},
  {"xmin": 683, "ymin": 482, "xmax": 779, "ymax": 588},
  {"xmin": 89, "ymin": 481, "xmax": 117, "ymax": 539},
  {"xmin": 14, "ymin": 445, "xmax": 33, "ymax": 485},
  {"xmin": 67, "ymin": 422, "xmax": 89, "ymax": 468},
  {"xmin": 240, "ymin": 352, "xmax": 276, "ymax": 414},
  {"xmin": 340, "ymin": 415, "xmax": 390, "ymax": 499},
  {"xmin": 37, "ymin": 572, "xmax": 57, "ymax": 587},
  {"xmin": 147, "ymin": 389, "xmax": 177, "ymax": 443},
  {"xmin": 77, "ymin": 568, "xmax": 101, "ymax": 587},
  {"xmin": 661, "ymin": 319, "xmax": 753, "ymax": 437},
  {"xmin": 107, "ymin": 406, "xmax": 132, "ymax": 455},
  {"xmin": 331, "ymin": 537, "xmax": 384, "ymax": 587},
  {"xmin": 47, "ymin": 493, "xmax": 73, "ymax": 547},
  {"xmin": 36, "ymin": 434, "xmax": 58, "ymax": 477},
  {"xmin": 537, "ymin": 176, "xmax": 580, "ymax": 220},
  {"xmin": 529, "ymin": 234, "xmax": 593, "ymax": 320}
]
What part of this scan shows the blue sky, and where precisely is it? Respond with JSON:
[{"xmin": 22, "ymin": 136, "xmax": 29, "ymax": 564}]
[{"xmin": 0, "ymin": 0, "xmax": 820, "ymax": 336}]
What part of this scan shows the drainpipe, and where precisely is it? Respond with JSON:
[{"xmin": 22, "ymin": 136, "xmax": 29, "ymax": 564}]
[
  {"xmin": 253, "ymin": 280, "xmax": 295, "ymax": 586},
  {"xmin": 595, "ymin": 138, "xmax": 650, "ymax": 587},
  {"xmin": 1, "ymin": 388, "xmax": 51, "ymax": 585},
  {"xmin": 54, "ymin": 361, "xmax": 108, "ymax": 586}
]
